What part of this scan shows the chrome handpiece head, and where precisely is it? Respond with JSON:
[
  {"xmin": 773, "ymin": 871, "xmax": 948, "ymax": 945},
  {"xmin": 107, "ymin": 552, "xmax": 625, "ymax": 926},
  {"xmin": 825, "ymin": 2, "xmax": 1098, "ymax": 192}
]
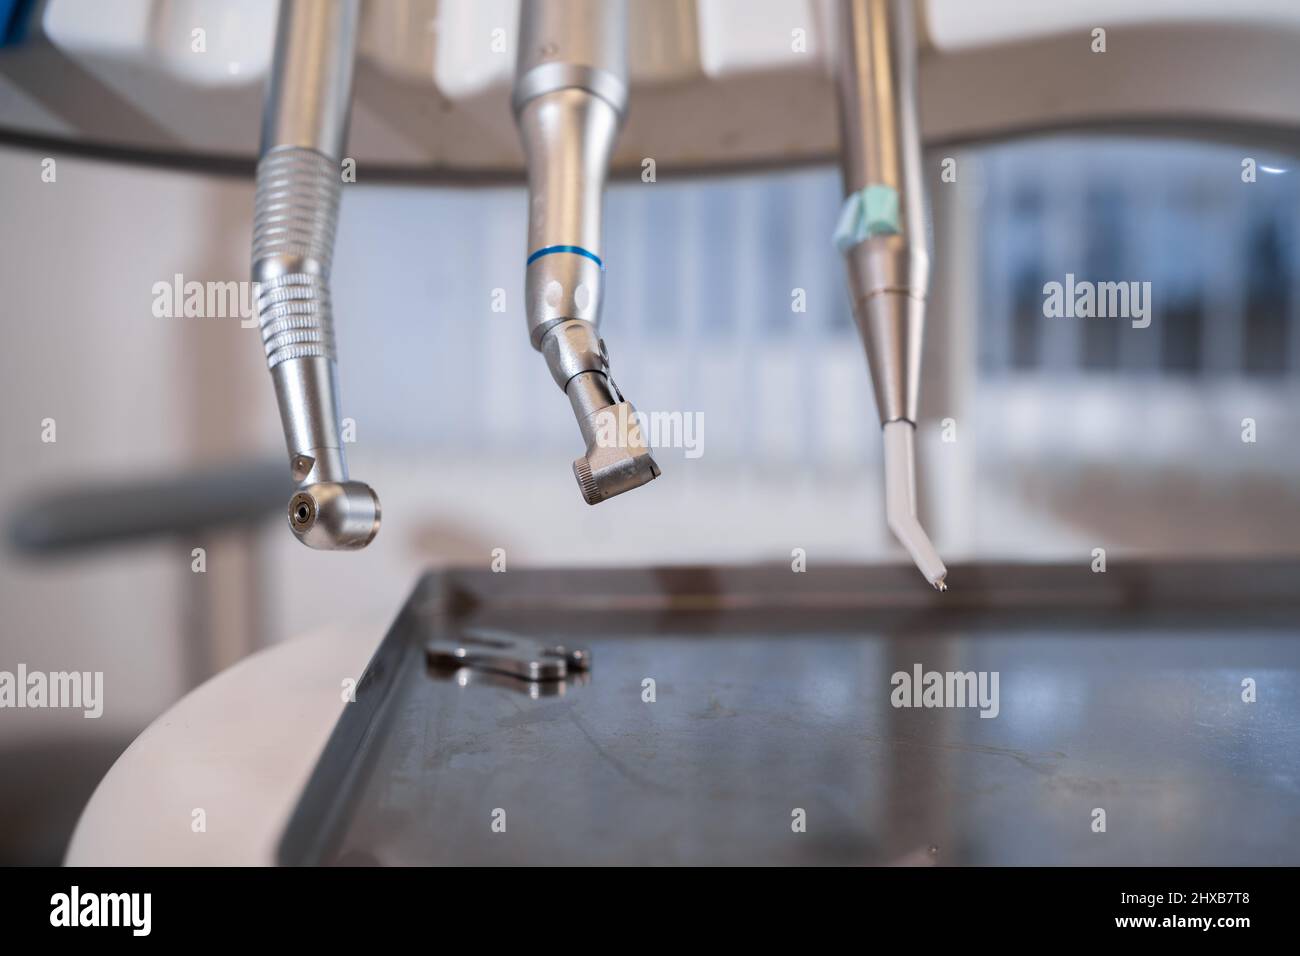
[
  {"xmin": 834, "ymin": 0, "xmax": 947, "ymax": 588},
  {"xmin": 513, "ymin": 0, "xmax": 658, "ymax": 504},
  {"xmin": 541, "ymin": 318, "xmax": 659, "ymax": 504},
  {"xmin": 287, "ymin": 481, "xmax": 380, "ymax": 550},
  {"xmin": 253, "ymin": 0, "xmax": 379, "ymax": 550}
]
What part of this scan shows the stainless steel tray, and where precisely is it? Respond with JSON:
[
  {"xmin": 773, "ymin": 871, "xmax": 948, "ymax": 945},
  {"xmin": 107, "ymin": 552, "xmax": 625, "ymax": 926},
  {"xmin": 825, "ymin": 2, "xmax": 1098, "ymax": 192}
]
[{"xmin": 278, "ymin": 561, "xmax": 1300, "ymax": 865}]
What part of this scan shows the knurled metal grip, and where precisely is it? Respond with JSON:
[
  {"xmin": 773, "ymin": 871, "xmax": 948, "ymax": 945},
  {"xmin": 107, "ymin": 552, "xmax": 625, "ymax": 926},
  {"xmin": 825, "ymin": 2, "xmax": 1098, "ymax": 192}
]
[{"xmin": 252, "ymin": 146, "xmax": 340, "ymax": 369}]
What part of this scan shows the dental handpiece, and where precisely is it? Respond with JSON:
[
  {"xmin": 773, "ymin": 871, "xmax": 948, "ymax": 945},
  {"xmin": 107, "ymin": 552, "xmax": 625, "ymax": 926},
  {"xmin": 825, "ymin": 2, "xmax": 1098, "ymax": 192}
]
[
  {"xmin": 512, "ymin": 0, "xmax": 660, "ymax": 504},
  {"xmin": 834, "ymin": 0, "xmax": 947, "ymax": 589},
  {"xmin": 251, "ymin": 0, "xmax": 379, "ymax": 549}
]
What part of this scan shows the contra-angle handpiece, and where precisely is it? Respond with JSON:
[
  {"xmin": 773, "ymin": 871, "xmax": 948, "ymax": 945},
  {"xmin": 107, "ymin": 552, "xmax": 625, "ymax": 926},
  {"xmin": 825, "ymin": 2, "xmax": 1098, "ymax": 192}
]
[
  {"xmin": 513, "ymin": 0, "xmax": 660, "ymax": 504},
  {"xmin": 833, "ymin": 0, "xmax": 947, "ymax": 590},
  {"xmin": 251, "ymin": 0, "xmax": 379, "ymax": 549}
]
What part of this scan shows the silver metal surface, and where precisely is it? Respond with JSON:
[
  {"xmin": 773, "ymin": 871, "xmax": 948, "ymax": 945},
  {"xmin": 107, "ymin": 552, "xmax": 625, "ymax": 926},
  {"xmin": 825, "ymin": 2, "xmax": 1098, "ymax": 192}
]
[
  {"xmin": 351, "ymin": 630, "xmax": 1300, "ymax": 865},
  {"xmin": 514, "ymin": 0, "xmax": 628, "ymax": 111},
  {"xmin": 259, "ymin": 0, "xmax": 358, "ymax": 157},
  {"xmin": 426, "ymin": 627, "xmax": 590, "ymax": 682},
  {"xmin": 9, "ymin": 6, "xmax": 1300, "ymax": 178},
  {"xmin": 835, "ymin": 0, "xmax": 945, "ymax": 588},
  {"xmin": 279, "ymin": 563, "xmax": 1300, "ymax": 866},
  {"xmin": 836, "ymin": 0, "xmax": 929, "ymax": 428},
  {"xmin": 514, "ymin": 0, "xmax": 659, "ymax": 504},
  {"xmin": 849, "ymin": 241, "xmax": 927, "ymax": 426},
  {"xmin": 252, "ymin": 0, "xmax": 379, "ymax": 549}
]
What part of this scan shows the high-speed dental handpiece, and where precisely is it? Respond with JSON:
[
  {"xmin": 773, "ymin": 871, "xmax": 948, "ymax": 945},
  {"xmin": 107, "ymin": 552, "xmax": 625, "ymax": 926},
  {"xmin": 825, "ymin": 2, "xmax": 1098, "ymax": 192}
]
[
  {"xmin": 834, "ymin": 0, "xmax": 947, "ymax": 589},
  {"xmin": 512, "ymin": 0, "xmax": 660, "ymax": 504},
  {"xmin": 252, "ymin": 0, "xmax": 379, "ymax": 549}
]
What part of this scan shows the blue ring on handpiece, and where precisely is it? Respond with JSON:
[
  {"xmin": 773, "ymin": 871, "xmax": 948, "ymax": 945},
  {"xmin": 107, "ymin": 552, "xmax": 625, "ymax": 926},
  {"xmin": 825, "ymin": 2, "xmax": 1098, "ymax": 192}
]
[{"xmin": 526, "ymin": 245, "xmax": 605, "ymax": 270}]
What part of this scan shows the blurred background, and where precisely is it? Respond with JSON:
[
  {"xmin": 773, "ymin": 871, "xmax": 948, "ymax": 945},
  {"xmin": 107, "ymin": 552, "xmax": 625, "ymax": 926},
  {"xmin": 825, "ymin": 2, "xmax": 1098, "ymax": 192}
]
[{"xmin": 3, "ymin": 0, "xmax": 1300, "ymax": 864}]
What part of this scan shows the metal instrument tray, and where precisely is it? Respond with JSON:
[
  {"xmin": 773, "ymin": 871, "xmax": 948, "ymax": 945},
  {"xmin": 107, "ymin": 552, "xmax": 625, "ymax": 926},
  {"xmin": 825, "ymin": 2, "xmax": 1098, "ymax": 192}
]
[{"xmin": 278, "ymin": 561, "xmax": 1300, "ymax": 865}]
